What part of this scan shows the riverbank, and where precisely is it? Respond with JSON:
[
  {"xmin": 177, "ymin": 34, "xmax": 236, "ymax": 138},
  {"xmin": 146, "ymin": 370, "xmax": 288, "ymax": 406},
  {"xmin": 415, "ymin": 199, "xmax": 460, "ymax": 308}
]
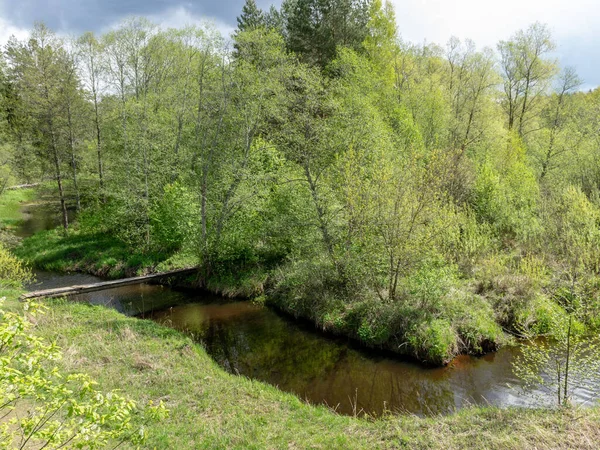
[
  {"xmin": 5, "ymin": 189, "xmax": 589, "ymax": 367},
  {"xmin": 14, "ymin": 228, "xmax": 502, "ymax": 365},
  {"xmin": 2, "ymin": 289, "xmax": 600, "ymax": 449},
  {"xmin": 0, "ymin": 188, "xmax": 36, "ymax": 235},
  {"xmin": 15, "ymin": 228, "xmax": 184, "ymax": 278}
]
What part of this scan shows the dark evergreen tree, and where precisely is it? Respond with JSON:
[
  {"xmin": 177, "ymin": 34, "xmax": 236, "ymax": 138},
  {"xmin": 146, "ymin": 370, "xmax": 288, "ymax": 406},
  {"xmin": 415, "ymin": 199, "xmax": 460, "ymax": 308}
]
[
  {"xmin": 236, "ymin": 0, "xmax": 266, "ymax": 33},
  {"xmin": 284, "ymin": 0, "xmax": 372, "ymax": 68}
]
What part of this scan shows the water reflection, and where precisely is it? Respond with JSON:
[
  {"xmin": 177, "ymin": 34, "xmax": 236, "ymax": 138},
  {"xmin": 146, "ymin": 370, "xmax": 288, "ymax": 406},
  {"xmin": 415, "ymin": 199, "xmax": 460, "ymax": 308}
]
[
  {"xmin": 16, "ymin": 203, "xmax": 76, "ymax": 238},
  {"xmin": 147, "ymin": 300, "xmax": 536, "ymax": 416},
  {"xmin": 28, "ymin": 272, "xmax": 599, "ymax": 416}
]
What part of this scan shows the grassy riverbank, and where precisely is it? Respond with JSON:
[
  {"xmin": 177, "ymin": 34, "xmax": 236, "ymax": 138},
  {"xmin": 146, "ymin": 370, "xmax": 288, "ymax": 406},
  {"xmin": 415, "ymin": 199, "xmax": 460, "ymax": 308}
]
[
  {"xmin": 2, "ymin": 289, "xmax": 600, "ymax": 449},
  {"xmin": 13, "ymin": 225, "xmax": 572, "ymax": 366},
  {"xmin": 15, "ymin": 228, "xmax": 181, "ymax": 278}
]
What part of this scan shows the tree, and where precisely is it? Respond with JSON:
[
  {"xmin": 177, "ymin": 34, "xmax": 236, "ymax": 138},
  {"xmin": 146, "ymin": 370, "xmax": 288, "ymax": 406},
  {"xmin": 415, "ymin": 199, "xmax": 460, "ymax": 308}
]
[
  {"xmin": 514, "ymin": 310, "xmax": 600, "ymax": 407},
  {"xmin": 284, "ymin": 0, "xmax": 373, "ymax": 68},
  {"xmin": 61, "ymin": 45, "xmax": 87, "ymax": 212},
  {"xmin": 362, "ymin": 0, "xmax": 397, "ymax": 86},
  {"xmin": 274, "ymin": 63, "xmax": 342, "ymax": 271},
  {"xmin": 236, "ymin": 0, "xmax": 266, "ymax": 32},
  {"xmin": 536, "ymin": 67, "xmax": 582, "ymax": 181},
  {"xmin": 77, "ymin": 32, "xmax": 106, "ymax": 199},
  {"xmin": 445, "ymin": 38, "xmax": 498, "ymax": 153},
  {"xmin": 5, "ymin": 23, "xmax": 85, "ymax": 229},
  {"xmin": 498, "ymin": 23, "xmax": 557, "ymax": 135}
]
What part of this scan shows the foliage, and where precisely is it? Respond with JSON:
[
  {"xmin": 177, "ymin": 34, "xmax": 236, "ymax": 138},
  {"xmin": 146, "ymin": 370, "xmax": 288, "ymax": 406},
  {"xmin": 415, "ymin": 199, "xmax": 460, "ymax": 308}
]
[
  {"xmin": 0, "ymin": 243, "xmax": 32, "ymax": 288},
  {"xmin": 1, "ymin": 6, "xmax": 600, "ymax": 366},
  {"xmin": 0, "ymin": 298, "xmax": 168, "ymax": 448},
  {"xmin": 150, "ymin": 182, "xmax": 198, "ymax": 253},
  {"xmin": 513, "ymin": 311, "xmax": 600, "ymax": 407}
]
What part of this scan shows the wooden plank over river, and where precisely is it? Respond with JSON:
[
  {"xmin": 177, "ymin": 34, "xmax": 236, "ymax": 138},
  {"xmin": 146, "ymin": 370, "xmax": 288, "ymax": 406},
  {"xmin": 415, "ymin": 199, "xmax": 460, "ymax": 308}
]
[{"xmin": 21, "ymin": 268, "xmax": 197, "ymax": 300}]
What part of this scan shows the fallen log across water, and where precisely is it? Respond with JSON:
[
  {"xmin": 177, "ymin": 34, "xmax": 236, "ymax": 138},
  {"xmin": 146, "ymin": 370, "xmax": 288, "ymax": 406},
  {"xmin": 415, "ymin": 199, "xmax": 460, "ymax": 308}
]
[{"xmin": 21, "ymin": 268, "xmax": 198, "ymax": 300}]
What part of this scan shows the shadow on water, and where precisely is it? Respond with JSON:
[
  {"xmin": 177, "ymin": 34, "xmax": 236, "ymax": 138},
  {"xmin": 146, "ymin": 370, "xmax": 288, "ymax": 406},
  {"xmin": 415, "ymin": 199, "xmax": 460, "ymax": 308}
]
[{"xmin": 17, "ymin": 205, "xmax": 598, "ymax": 417}]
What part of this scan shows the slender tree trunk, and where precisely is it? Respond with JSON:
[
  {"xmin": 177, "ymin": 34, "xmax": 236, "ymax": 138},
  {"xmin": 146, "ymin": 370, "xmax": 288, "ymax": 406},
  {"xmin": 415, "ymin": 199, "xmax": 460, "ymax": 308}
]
[
  {"xmin": 563, "ymin": 313, "xmax": 573, "ymax": 406},
  {"xmin": 172, "ymin": 57, "xmax": 192, "ymax": 182},
  {"xmin": 304, "ymin": 164, "xmax": 337, "ymax": 268},
  {"xmin": 518, "ymin": 76, "xmax": 531, "ymax": 135},
  {"xmin": 92, "ymin": 90, "xmax": 105, "ymax": 200},
  {"xmin": 66, "ymin": 103, "xmax": 81, "ymax": 212},
  {"xmin": 50, "ymin": 127, "xmax": 68, "ymax": 230}
]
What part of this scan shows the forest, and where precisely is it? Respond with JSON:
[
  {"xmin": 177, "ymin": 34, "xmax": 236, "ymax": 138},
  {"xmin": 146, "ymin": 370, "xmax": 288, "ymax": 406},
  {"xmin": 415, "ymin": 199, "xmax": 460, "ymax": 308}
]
[{"xmin": 1, "ymin": 0, "xmax": 600, "ymax": 367}]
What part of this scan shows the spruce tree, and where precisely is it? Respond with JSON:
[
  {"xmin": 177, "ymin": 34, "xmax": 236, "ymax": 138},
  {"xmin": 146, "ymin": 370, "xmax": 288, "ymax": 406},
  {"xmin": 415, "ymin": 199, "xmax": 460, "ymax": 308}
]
[{"xmin": 236, "ymin": 0, "xmax": 265, "ymax": 33}]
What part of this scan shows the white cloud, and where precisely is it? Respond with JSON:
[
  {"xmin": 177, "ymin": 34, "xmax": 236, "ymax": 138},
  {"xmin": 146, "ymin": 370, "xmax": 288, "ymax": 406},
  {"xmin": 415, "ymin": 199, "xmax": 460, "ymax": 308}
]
[
  {"xmin": 391, "ymin": 0, "xmax": 599, "ymax": 47},
  {"xmin": 0, "ymin": 16, "xmax": 29, "ymax": 45},
  {"xmin": 390, "ymin": 0, "xmax": 600, "ymax": 87},
  {"xmin": 148, "ymin": 6, "xmax": 235, "ymax": 38},
  {"xmin": 97, "ymin": 6, "xmax": 235, "ymax": 41}
]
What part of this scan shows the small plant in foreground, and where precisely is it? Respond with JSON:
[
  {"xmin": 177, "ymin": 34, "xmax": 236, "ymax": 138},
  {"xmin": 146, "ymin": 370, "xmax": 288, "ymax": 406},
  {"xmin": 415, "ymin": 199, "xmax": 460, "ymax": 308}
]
[{"xmin": 0, "ymin": 298, "xmax": 168, "ymax": 449}]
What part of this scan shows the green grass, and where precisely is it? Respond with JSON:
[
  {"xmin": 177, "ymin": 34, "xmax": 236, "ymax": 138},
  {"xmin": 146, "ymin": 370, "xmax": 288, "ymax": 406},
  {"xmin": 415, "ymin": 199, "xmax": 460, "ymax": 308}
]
[
  {"xmin": 15, "ymin": 228, "xmax": 174, "ymax": 278},
  {"xmin": 0, "ymin": 188, "xmax": 36, "ymax": 230},
  {"xmin": 2, "ymin": 290, "xmax": 599, "ymax": 449}
]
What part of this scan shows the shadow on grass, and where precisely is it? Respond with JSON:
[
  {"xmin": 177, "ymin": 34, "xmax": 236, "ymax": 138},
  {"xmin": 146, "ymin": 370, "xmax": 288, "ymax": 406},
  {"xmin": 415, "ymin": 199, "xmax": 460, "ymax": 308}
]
[{"xmin": 16, "ymin": 229, "xmax": 169, "ymax": 278}]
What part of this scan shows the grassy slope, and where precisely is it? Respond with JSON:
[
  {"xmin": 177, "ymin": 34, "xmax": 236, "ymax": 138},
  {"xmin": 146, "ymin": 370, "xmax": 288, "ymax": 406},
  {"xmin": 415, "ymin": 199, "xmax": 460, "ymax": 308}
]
[{"xmin": 2, "ymin": 290, "xmax": 599, "ymax": 449}]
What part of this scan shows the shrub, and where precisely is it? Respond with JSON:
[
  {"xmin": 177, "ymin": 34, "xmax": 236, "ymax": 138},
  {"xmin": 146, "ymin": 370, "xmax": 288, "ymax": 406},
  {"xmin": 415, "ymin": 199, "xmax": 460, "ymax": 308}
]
[
  {"xmin": 402, "ymin": 259, "xmax": 458, "ymax": 314},
  {"xmin": 444, "ymin": 290, "xmax": 504, "ymax": 354},
  {"xmin": 406, "ymin": 318, "xmax": 456, "ymax": 365},
  {"xmin": 0, "ymin": 244, "xmax": 32, "ymax": 289},
  {"xmin": 150, "ymin": 182, "xmax": 198, "ymax": 253}
]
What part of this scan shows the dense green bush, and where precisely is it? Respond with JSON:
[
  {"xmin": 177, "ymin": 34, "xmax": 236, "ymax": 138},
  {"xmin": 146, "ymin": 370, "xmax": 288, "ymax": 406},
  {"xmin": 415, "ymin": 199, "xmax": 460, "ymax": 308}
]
[{"xmin": 150, "ymin": 182, "xmax": 199, "ymax": 253}]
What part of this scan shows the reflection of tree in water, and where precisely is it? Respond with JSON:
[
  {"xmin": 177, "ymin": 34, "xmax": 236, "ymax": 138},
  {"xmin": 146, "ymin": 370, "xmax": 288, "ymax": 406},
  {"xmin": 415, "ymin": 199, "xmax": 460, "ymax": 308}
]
[
  {"xmin": 85, "ymin": 284, "xmax": 190, "ymax": 317},
  {"xmin": 307, "ymin": 351, "xmax": 456, "ymax": 416},
  {"xmin": 149, "ymin": 300, "xmax": 536, "ymax": 416},
  {"xmin": 200, "ymin": 306, "xmax": 460, "ymax": 416},
  {"xmin": 182, "ymin": 304, "xmax": 461, "ymax": 416},
  {"xmin": 203, "ymin": 309, "xmax": 346, "ymax": 396}
]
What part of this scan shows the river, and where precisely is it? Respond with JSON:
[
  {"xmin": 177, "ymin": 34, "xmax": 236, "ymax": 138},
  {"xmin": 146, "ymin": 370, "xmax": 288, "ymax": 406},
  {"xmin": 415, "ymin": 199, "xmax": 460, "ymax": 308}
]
[{"xmin": 17, "ymin": 201, "xmax": 598, "ymax": 416}]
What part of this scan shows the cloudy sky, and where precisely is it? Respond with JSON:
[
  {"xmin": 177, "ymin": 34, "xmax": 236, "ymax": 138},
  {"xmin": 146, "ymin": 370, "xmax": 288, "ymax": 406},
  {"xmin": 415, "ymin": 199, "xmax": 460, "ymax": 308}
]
[{"xmin": 0, "ymin": 0, "xmax": 598, "ymax": 89}]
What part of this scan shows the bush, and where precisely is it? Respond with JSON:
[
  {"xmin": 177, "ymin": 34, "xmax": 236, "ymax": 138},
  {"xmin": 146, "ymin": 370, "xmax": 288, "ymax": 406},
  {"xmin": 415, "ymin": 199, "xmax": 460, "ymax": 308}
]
[
  {"xmin": 406, "ymin": 318, "xmax": 456, "ymax": 365},
  {"xmin": 270, "ymin": 255, "xmax": 349, "ymax": 320},
  {"xmin": 444, "ymin": 290, "xmax": 504, "ymax": 354},
  {"xmin": 150, "ymin": 182, "xmax": 198, "ymax": 253},
  {"xmin": 402, "ymin": 259, "xmax": 458, "ymax": 314},
  {"xmin": 472, "ymin": 134, "xmax": 540, "ymax": 240},
  {"xmin": 0, "ymin": 244, "xmax": 32, "ymax": 289}
]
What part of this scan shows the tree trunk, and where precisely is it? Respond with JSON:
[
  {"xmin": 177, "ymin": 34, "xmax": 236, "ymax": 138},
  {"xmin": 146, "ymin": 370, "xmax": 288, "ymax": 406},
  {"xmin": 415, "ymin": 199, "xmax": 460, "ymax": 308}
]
[
  {"xmin": 66, "ymin": 103, "xmax": 81, "ymax": 212},
  {"xmin": 50, "ymin": 127, "xmax": 68, "ymax": 230},
  {"xmin": 93, "ymin": 90, "xmax": 105, "ymax": 200}
]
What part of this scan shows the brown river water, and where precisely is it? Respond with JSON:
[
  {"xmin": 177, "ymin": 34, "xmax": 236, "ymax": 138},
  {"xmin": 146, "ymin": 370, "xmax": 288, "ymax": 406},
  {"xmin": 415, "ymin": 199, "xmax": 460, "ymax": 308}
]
[{"xmin": 17, "ymin": 202, "xmax": 599, "ymax": 416}]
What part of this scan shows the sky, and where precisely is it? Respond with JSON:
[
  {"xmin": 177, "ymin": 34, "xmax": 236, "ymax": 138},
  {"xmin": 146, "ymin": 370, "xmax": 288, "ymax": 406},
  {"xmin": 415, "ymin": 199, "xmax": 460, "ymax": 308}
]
[{"xmin": 0, "ymin": 0, "xmax": 598, "ymax": 90}]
